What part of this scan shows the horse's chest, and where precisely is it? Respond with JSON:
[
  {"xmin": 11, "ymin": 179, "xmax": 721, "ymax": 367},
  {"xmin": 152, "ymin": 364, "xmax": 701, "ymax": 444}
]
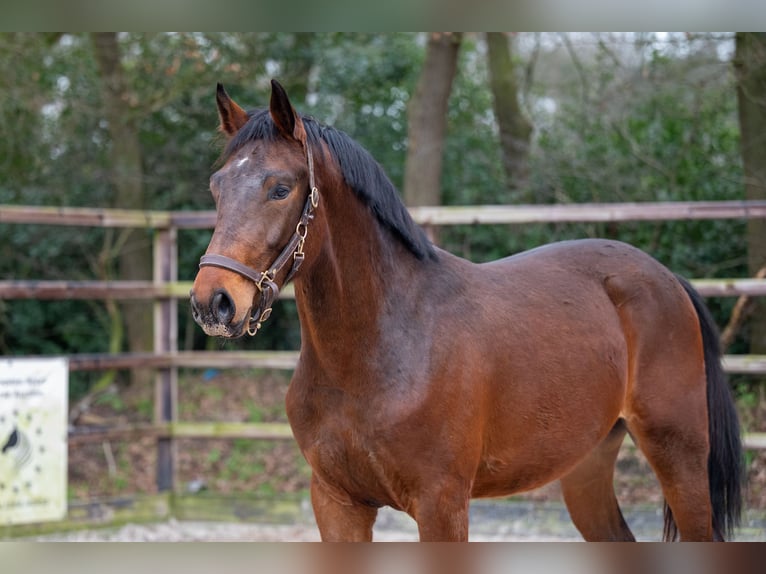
[
  {"xmin": 311, "ymin": 434, "xmax": 392, "ymax": 503},
  {"xmin": 286, "ymin": 387, "xmax": 404, "ymax": 508}
]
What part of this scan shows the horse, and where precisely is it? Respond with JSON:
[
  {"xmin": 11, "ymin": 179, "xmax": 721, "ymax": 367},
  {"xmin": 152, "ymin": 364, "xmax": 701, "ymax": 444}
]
[{"xmin": 189, "ymin": 79, "xmax": 743, "ymax": 541}]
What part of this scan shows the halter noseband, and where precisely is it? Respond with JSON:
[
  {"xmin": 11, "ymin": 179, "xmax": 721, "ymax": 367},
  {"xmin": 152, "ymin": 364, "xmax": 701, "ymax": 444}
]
[{"xmin": 198, "ymin": 144, "xmax": 320, "ymax": 336}]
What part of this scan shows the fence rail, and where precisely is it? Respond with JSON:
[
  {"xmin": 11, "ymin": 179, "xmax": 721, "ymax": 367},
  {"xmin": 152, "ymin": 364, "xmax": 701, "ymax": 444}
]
[
  {"xmin": 4, "ymin": 199, "xmax": 766, "ymax": 229},
  {"xmin": 64, "ymin": 419, "xmax": 766, "ymax": 451},
  {"xmin": 408, "ymin": 200, "xmax": 766, "ymax": 226},
  {"xmin": 67, "ymin": 421, "xmax": 295, "ymax": 445},
  {"xmin": 3, "ymin": 200, "xmax": 766, "ymax": 499},
  {"xmin": 17, "ymin": 349, "xmax": 764, "ymax": 375},
  {"xmin": 3, "ymin": 278, "xmax": 766, "ymax": 301},
  {"xmin": 62, "ymin": 350, "xmax": 302, "ymax": 371}
]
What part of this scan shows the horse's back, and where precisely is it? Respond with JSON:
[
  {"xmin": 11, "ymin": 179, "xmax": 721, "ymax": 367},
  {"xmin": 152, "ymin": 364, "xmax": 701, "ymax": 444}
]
[
  {"xmin": 479, "ymin": 238, "xmax": 689, "ymax": 321},
  {"xmin": 474, "ymin": 237, "xmax": 702, "ymax": 404},
  {"xmin": 485, "ymin": 238, "xmax": 669, "ymax": 278}
]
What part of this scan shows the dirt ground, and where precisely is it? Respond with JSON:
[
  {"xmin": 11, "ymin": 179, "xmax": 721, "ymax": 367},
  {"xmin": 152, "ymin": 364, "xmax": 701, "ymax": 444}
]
[{"xmin": 67, "ymin": 368, "xmax": 766, "ymax": 514}]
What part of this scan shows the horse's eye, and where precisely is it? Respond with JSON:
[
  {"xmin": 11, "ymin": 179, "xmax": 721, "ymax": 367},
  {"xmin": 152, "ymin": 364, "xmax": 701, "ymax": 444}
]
[{"xmin": 268, "ymin": 185, "xmax": 292, "ymax": 201}]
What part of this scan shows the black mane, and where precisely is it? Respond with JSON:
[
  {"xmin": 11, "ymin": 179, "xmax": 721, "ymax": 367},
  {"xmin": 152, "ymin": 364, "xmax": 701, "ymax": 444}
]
[{"xmin": 221, "ymin": 108, "xmax": 437, "ymax": 262}]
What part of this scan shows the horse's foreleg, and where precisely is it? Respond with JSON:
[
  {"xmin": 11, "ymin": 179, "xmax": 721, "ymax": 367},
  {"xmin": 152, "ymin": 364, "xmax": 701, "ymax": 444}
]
[
  {"xmin": 412, "ymin": 484, "xmax": 471, "ymax": 541},
  {"xmin": 311, "ymin": 475, "xmax": 378, "ymax": 541}
]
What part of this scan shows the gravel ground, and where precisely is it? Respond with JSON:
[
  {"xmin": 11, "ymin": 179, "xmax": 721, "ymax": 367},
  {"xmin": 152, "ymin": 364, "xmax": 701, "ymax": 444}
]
[
  {"xmin": 16, "ymin": 501, "xmax": 766, "ymax": 542},
  {"xmin": 16, "ymin": 517, "xmax": 578, "ymax": 542},
  {"xmin": 18, "ymin": 520, "xmax": 579, "ymax": 542}
]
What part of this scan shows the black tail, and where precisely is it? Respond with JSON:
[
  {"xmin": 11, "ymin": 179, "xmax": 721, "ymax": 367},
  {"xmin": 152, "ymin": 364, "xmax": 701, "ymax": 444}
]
[{"xmin": 666, "ymin": 275, "xmax": 743, "ymax": 541}]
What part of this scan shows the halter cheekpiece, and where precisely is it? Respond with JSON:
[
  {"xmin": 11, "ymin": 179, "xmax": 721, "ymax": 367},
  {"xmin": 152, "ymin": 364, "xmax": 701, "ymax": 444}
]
[{"xmin": 199, "ymin": 143, "xmax": 319, "ymax": 336}]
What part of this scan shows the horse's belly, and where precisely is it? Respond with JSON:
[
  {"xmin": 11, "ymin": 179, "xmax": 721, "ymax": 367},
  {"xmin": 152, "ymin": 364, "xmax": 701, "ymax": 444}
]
[
  {"xmin": 471, "ymin": 447, "xmax": 587, "ymax": 498},
  {"xmin": 471, "ymin": 394, "xmax": 623, "ymax": 498},
  {"xmin": 467, "ymin": 294, "xmax": 628, "ymax": 498}
]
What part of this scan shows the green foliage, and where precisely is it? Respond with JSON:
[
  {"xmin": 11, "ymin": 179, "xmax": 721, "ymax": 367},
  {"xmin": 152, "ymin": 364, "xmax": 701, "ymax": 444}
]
[
  {"xmin": 442, "ymin": 35, "xmax": 506, "ymax": 207},
  {"xmin": 528, "ymin": 40, "xmax": 746, "ymax": 324},
  {"xmin": 94, "ymin": 389, "xmax": 125, "ymax": 412},
  {"xmin": 246, "ymin": 402, "xmax": 265, "ymax": 424},
  {"xmin": 308, "ymin": 33, "xmax": 423, "ymax": 188},
  {"xmin": 206, "ymin": 447, "xmax": 222, "ymax": 465},
  {"xmin": 135, "ymin": 397, "xmax": 153, "ymax": 420}
]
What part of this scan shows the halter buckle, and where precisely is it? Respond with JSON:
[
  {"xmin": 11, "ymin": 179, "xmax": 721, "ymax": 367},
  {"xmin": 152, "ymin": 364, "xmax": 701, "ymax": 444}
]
[
  {"xmin": 310, "ymin": 187, "xmax": 319, "ymax": 209},
  {"xmin": 247, "ymin": 297, "xmax": 275, "ymax": 336},
  {"xmin": 296, "ymin": 221, "xmax": 308, "ymax": 241},
  {"xmin": 256, "ymin": 269, "xmax": 275, "ymax": 292}
]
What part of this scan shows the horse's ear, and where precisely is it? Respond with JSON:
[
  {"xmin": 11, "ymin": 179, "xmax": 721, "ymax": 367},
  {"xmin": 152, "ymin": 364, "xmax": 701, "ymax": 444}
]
[
  {"xmin": 269, "ymin": 79, "xmax": 307, "ymax": 145},
  {"xmin": 216, "ymin": 83, "xmax": 249, "ymax": 137}
]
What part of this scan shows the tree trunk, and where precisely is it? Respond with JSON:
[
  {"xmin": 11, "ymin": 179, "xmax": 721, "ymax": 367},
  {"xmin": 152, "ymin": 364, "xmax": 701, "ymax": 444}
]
[
  {"xmin": 735, "ymin": 33, "xmax": 766, "ymax": 358},
  {"xmin": 486, "ymin": 32, "xmax": 533, "ymax": 201},
  {"xmin": 403, "ymin": 32, "xmax": 462, "ymax": 242},
  {"xmin": 91, "ymin": 32, "xmax": 154, "ymax": 387}
]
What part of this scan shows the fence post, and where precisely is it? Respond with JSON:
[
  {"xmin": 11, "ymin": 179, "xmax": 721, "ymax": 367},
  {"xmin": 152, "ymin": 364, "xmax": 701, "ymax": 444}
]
[{"xmin": 153, "ymin": 226, "xmax": 178, "ymax": 492}]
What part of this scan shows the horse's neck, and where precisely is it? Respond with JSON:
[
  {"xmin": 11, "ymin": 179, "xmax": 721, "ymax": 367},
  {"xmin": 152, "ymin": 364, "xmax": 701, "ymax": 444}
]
[{"xmin": 293, "ymin": 188, "xmax": 421, "ymax": 373}]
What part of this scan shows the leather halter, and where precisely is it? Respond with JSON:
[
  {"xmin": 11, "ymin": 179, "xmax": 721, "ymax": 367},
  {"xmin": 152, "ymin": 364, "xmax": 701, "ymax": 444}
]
[{"xmin": 199, "ymin": 144, "xmax": 320, "ymax": 336}]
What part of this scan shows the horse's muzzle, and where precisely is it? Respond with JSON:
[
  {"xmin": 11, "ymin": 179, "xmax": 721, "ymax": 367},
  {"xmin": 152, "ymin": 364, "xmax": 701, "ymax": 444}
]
[{"xmin": 189, "ymin": 288, "xmax": 247, "ymax": 338}]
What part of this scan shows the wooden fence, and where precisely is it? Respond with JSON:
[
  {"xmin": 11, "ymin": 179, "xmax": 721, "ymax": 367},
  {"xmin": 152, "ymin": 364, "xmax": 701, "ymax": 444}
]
[{"xmin": 3, "ymin": 200, "xmax": 766, "ymax": 492}]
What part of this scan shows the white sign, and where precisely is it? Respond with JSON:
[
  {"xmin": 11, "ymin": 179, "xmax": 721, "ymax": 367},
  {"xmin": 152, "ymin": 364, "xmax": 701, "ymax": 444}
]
[{"xmin": 0, "ymin": 357, "xmax": 68, "ymax": 525}]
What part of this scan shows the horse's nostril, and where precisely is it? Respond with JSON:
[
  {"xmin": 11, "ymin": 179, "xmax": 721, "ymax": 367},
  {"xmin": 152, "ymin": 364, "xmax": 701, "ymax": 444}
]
[
  {"xmin": 190, "ymin": 292, "xmax": 201, "ymax": 321},
  {"xmin": 211, "ymin": 291, "xmax": 235, "ymax": 325}
]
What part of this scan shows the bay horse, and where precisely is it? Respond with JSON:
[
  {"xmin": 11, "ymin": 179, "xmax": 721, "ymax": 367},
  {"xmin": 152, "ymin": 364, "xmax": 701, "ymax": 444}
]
[{"xmin": 190, "ymin": 79, "xmax": 743, "ymax": 541}]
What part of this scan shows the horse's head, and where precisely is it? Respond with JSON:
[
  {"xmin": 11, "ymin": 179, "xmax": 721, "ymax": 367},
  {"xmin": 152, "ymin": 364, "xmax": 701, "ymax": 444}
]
[{"xmin": 190, "ymin": 80, "xmax": 319, "ymax": 338}]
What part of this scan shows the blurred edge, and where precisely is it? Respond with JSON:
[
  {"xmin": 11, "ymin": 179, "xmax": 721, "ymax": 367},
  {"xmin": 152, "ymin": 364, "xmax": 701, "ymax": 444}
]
[
  {"xmin": 2, "ymin": 1, "xmax": 766, "ymax": 33},
  {"xmin": 1, "ymin": 542, "xmax": 765, "ymax": 574}
]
